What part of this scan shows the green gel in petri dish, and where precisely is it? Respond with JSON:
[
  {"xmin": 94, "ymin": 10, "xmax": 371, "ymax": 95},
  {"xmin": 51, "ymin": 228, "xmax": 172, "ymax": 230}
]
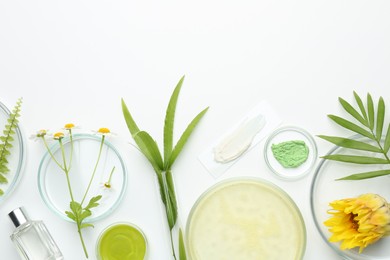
[{"xmin": 97, "ymin": 223, "xmax": 147, "ymax": 260}]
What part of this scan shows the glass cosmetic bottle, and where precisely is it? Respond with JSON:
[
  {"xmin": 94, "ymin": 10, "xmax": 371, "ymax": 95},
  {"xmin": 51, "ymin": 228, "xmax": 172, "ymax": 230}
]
[{"xmin": 8, "ymin": 207, "xmax": 64, "ymax": 260}]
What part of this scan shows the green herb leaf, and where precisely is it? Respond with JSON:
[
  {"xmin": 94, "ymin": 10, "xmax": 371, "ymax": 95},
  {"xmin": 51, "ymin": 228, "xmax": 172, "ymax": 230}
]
[
  {"xmin": 65, "ymin": 211, "xmax": 76, "ymax": 221},
  {"xmin": 133, "ymin": 131, "xmax": 164, "ymax": 170},
  {"xmin": 85, "ymin": 195, "xmax": 102, "ymax": 210},
  {"xmin": 179, "ymin": 229, "xmax": 187, "ymax": 260},
  {"xmin": 376, "ymin": 97, "xmax": 385, "ymax": 141},
  {"xmin": 384, "ymin": 123, "xmax": 390, "ymax": 153},
  {"xmin": 327, "ymin": 115, "xmax": 374, "ymax": 139},
  {"xmin": 367, "ymin": 93, "xmax": 375, "ymax": 130},
  {"xmin": 168, "ymin": 107, "xmax": 209, "ymax": 167},
  {"xmin": 162, "ymin": 170, "xmax": 177, "ymax": 229},
  {"xmin": 164, "ymin": 76, "xmax": 184, "ymax": 168},
  {"xmin": 321, "ymin": 154, "xmax": 389, "ymax": 164},
  {"xmin": 317, "ymin": 135, "xmax": 382, "ymax": 153},
  {"xmin": 121, "ymin": 98, "xmax": 141, "ymax": 136},
  {"xmin": 337, "ymin": 169, "xmax": 390, "ymax": 180},
  {"xmin": 339, "ymin": 97, "xmax": 368, "ymax": 127},
  {"xmin": 81, "ymin": 223, "xmax": 94, "ymax": 229}
]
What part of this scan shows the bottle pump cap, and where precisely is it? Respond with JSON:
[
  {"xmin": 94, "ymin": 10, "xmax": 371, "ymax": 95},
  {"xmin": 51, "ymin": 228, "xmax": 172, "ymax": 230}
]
[{"xmin": 8, "ymin": 207, "xmax": 29, "ymax": 228}]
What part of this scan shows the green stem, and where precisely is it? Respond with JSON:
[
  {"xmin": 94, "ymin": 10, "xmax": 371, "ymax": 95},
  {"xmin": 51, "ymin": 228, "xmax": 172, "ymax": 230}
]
[
  {"xmin": 369, "ymin": 130, "xmax": 390, "ymax": 163},
  {"xmin": 59, "ymin": 139, "xmax": 75, "ymax": 202},
  {"xmin": 81, "ymin": 135, "xmax": 105, "ymax": 205},
  {"xmin": 68, "ymin": 129, "xmax": 74, "ymax": 171},
  {"xmin": 170, "ymin": 229, "xmax": 177, "ymax": 260},
  {"xmin": 77, "ymin": 226, "xmax": 89, "ymax": 258},
  {"xmin": 42, "ymin": 137, "xmax": 65, "ymax": 171},
  {"xmin": 107, "ymin": 166, "xmax": 115, "ymax": 184}
]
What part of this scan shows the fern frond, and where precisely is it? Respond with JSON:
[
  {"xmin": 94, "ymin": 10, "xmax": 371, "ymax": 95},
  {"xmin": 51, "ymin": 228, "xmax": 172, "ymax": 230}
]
[{"xmin": 0, "ymin": 98, "xmax": 22, "ymax": 194}]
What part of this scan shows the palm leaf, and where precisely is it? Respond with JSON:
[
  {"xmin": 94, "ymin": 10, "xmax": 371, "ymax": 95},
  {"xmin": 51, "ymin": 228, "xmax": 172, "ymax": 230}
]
[
  {"xmin": 384, "ymin": 123, "xmax": 390, "ymax": 153},
  {"xmin": 322, "ymin": 154, "xmax": 389, "ymax": 164},
  {"xmin": 339, "ymin": 97, "xmax": 368, "ymax": 127},
  {"xmin": 337, "ymin": 169, "xmax": 390, "ymax": 180},
  {"xmin": 168, "ymin": 107, "xmax": 209, "ymax": 167},
  {"xmin": 133, "ymin": 131, "xmax": 164, "ymax": 170},
  {"xmin": 367, "ymin": 93, "xmax": 375, "ymax": 130},
  {"xmin": 317, "ymin": 135, "xmax": 382, "ymax": 153},
  {"xmin": 164, "ymin": 76, "xmax": 184, "ymax": 168},
  {"xmin": 354, "ymin": 91, "xmax": 368, "ymax": 121},
  {"xmin": 376, "ymin": 97, "xmax": 385, "ymax": 142},
  {"xmin": 328, "ymin": 115, "xmax": 374, "ymax": 139}
]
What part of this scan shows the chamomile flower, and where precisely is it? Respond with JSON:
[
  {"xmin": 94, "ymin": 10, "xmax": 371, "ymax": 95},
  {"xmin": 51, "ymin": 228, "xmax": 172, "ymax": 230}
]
[
  {"xmin": 324, "ymin": 193, "xmax": 390, "ymax": 253},
  {"xmin": 63, "ymin": 123, "xmax": 80, "ymax": 131},
  {"xmin": 53, "ymin": 132, "xmax": 65, "ymax": 140},
  {"xmin": 30, "ymin": 129, "xmax": 48, "ymax": 141},
  {"xmin": 93, "ymin": 127, "xmax": 115, "ymax": 136}
]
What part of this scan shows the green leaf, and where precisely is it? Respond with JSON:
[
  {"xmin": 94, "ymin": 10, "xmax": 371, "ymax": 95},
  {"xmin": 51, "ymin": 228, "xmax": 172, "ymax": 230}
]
[
  {"xmin": 376, "ymin": 97, "xmax": 385, "ymax": 141},
  {"xmin": 161, "ymin": 171, "xmax": 177, "ymax": 230},
  {"xmin": 321, "ymin": 154, "xmax": 389, "ymax": 164},
  {"xmin": 354, "ymin": 91, "xmax": 368, "ymax": 121},
  {"xmin": 317, "ymin": 135, "xmax": 382, "ymax": 153},
  {"xmin": 367, "ymin": 93, "xmax": 375, "ymax": 130},
  {"xmin": 337, "ymin": 169, "xmax": 390, "ymax": 180},
  {"xmin": 164, "ymin": 76, "xmax": 185, "ymax": 168},
  {"xmin": 0, "ymin": 189, "xmax": 3, "ymax": 196},
  {"xmin": 80, "ymin": 223, "xmax": 94, "ymax": 229},
  {"xmin": 328, "ymin": 115, "xmax": 374, "ymax": 139},
  {"xmin": 80, "ymin": 209, "xmax": 92, "ymax": 220},
  {"xmin": 339, "ymin": 97, "xmax": 368, "ymax": 127},
  {"xmin": 179, "ymin": 229, "xmax": 187, "ymax": 260},
  {"xmin": 168, "ymin": 107, "xmax": 209, "ymax": 167},
  {"xmin": 121, "ymin": 98, "xmax": 141, "ymax": 137},
  {"xmin": 65, "ymin": 211, "xmax": 76, "ymax": 221},
  {"xmin": 384, "ymin": 123, "xmax": 390, "ymax": 153},
  {"xmin": 0, "ymin": 174, "xmax": 8, "ymax": 183},
  {"xmin": 85, "ymin": 195, "xmax": 102, "ymax": 210},
  {"xmin": 133, "ymin": 131, "xmax": 164, "ymax": 170}
]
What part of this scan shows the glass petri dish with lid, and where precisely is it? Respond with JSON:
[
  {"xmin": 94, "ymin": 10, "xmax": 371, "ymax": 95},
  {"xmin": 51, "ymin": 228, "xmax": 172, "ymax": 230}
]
[
  {"xmin": 0, "ymin": 100, "xmax": 26, "ymax": 205},
  {"xmin": 96, "ymin": 222, "xmax": 148, "ymax": 260},
  {"xmin": 264, "ymin": 126, "xmax": 317, "ymax": 180},
  {"xmin": 186, "ymin": 177, "xmax": 306, "ymax": 259},
  {"xmin": 38, "ymin": 133, "xmax": 127, "ymax": 222}
]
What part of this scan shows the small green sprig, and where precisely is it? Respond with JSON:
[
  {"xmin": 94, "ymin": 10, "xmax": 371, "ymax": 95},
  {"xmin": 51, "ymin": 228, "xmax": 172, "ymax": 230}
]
[
  {"xmin": 318, "ymin": 92, "xmax": 390, "ymax": 180},
  {"xmin": 122, "ymin": 76, "xmax": 208, "ymax": 260},
  {"xmin": 0, "ymin": 98, "xmax": 22, "ymax": 195}
]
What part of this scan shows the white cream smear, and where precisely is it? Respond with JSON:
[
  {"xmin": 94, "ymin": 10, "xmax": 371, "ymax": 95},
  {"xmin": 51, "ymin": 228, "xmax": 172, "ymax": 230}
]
[
  {"xmin": 213, "ymin": 115, "xmax": 266, "ymax": 163},
  {"xmin": 187, "ymin": 180, "xmax": 305, "ymax": 260}
]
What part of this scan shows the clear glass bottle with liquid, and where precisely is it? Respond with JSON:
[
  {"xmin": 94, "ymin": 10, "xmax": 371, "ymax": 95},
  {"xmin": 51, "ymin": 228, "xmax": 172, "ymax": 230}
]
[{"xmin": 8, "ymin": 207, "xmax": 64, "ymax": 260}]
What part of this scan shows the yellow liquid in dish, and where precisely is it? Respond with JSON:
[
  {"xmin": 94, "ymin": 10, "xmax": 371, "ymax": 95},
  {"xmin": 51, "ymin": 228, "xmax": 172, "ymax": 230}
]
[{"xmin": 186, "ymin": 179, "xmax": 306, "ymax": 260}]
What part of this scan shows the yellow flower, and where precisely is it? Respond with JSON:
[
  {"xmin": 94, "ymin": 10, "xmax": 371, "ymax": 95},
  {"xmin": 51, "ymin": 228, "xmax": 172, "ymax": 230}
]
[
  {"xmin": 64, "ymin": 123, "xmax": 75, "ymax": 130},
  {"xmin": 97, "ymin": 127, "xmax": 110, "ymax": 135},
  {"xmin": 30, "ymin": 129, "xmax": 48, "ymax": 141},
  {"xmin": 324, "ymin": 193, "xmax": 390, "ymax": 253},
  {"xmin": 53, "ymin": 132, "xmax": 65, "ymax": 140}
]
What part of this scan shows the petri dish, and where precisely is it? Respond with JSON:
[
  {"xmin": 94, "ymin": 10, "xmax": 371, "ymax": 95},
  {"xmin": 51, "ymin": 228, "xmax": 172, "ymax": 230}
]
[
  {"xmin": 0, "ymin": 100, "xmax": 26, "ymax": 204},
  {"xmin": 186, "ymin": 177, "xmax": 306, "ymax": 260},
  {"xmin": 96, "ymin": 222, "xmax": 147, "ymax": 260},
  {"xmin": 38, "ymin": 134, "xmax": 127, "ymax": 222},
  {"xmin": 264, "ymin": 126, "xmax": 317, "ymax": 180},
  {"xmin": 311, "ymin": 136, "xmax": 390, "ymax": 260}
]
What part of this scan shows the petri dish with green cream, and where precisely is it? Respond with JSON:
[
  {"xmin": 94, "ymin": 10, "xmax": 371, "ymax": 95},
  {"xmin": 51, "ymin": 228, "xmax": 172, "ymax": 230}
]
[
  {"xmin": 186, "ymin": 178, "xmax": 306, "ymax": 260},
  {"xmin": 96, "ymin": 223, "xmax": 147, "ymax": 260}
]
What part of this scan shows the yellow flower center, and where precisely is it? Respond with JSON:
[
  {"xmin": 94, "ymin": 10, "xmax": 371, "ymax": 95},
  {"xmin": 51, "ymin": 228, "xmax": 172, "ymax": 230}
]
[
  {"xmin": 65, "ymin": 123, "xmax": 75, "ymax": 130},
  {"xmin": 37, "ymin": 129, "xmax": 47, "ymax": 137},
  {"xmin": 54, "ymin": 132, "xmax": 65, "ymax": 140},
  {"xmin": 104, "ymin": 182, "xmax": 111, "ymax": 189},
  {"xmin": 98, "ymin": 128, "xmax": 110, "ymax": 134}
]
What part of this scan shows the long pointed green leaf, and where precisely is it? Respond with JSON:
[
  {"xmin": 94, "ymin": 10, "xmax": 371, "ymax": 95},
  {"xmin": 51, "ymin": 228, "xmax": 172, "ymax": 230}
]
[
  {"xmin": 367, "ymin": 93, "xmax": 375, "ymax": 130},
  {"xmin": 328, "ymin": 115, "xmax": 374, "ymax": 139},
  {"xmin": 179, "ymin": 229, "xmax": 187, "ymax": 260},
  {"xmin": 339, "ymin": 97, "xmax": 368, "ymax": 127},
  {"xmin": 317, "ymin": 135, "xmax": 382, "ymax": 153},
  {"xmin": 161, "ymin": 171, "xmax": 177, "ymax": 230},
  {"xmin": 168, "ymin": 107, "xmax": 209, "ymax": 167},
  {"xmin": 133, "ymin": 131, "xmax": 164, "ymax": 170},
  {"xmin": 384, "ymin": 123, "xmax": 390, "ymax": 153},
  {"xmin": 121, "ymin": 98, "xmax": 141, "ymax": 137},
  {"xmin": 322, "ymin": 154, "xmax": 389, "ymax": 164},
  {"xmin": 166, "ymin": 170, "xmax": 178, "ymax": 217},
  {"xmin": 337, "ymin": 169, "xmax": 390, "ymax": 180},
  {"xmin": 164, "ymin": 76, "xmax": 185, "ymax": 167},
  {"xmin": 354, "ymin": 91, "xmax": 368, "ymax": 121},
  {"xmin": 376, "ymin": 97, "xmax": 385, "ymax": 142}
]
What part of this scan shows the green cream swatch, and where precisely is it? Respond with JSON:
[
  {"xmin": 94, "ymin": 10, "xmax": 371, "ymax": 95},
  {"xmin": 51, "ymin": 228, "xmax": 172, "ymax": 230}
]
[
  {"xmin": 271, "ymin": 140, "xmax": 309, "ymax": 168},
  {"xmin": 97, "ymin": 224, "xmax": 146, "ymax": 260}
]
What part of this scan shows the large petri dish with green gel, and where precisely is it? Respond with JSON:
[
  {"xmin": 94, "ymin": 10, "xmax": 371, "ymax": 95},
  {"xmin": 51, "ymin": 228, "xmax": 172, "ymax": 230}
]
[
  {"xmin": 186, "ymin": 178, "xmax": 306, "ymax": 260},
  {"xmin": 96, "ymin": 223, "xmax": 147, "ymax": 260}
]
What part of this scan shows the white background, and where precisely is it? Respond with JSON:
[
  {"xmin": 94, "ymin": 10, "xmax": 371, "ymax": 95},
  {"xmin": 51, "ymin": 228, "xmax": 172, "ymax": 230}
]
[{"xmin": 1, "ymin": 1, "xmax": 390, "ymax": 259}]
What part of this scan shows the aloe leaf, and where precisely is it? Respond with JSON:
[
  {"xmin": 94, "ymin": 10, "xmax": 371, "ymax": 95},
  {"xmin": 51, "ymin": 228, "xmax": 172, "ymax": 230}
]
[
  {"xmin": 133, "ymin": 131, "xmax": 164, "ymax": 170},
  {"xmin": 376, "ymin": 97, "xmax": 385, "ymax": 141},
  {"xmin": 168, "ymin": 107, "xmax": 209, "ymax": 167},
  {"xmin": 317, "ymin": 135, "xmax": 382, "ymax": 153},
  {"xmin": 384, "ymin": 123, "xmax": 390, "ymax": 153},
  {"xmin": 367, "ymin": 93, "xmax": 375, "ymax": 130},
  {"xmin": 121, "ymin": 98, "xmax": 141, "ymax": 136},
  {"xmin": 164, "ymin": 76, "xmax": 185, "ymax": 168},
  {"xmin": 339, "ymin": 97, "xmax": 368, "ymax": 127},
  {"xmin": 328, "ymin": 115, "xmax": 375, "ymax": 139},
  {"xmin": 321, "ymin": 154, "xmax": 389, "ymax": 164},
  {"xmin": 337, "ymin": 169, "xmax": 390, "ymax": 180},
  {"xmin": 354, "ymin": 91, "xmax": 368, "ymax": 121},
  {"xmin": 179, "ymin": 229, "xmax": 187, "ymax": 260}
]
